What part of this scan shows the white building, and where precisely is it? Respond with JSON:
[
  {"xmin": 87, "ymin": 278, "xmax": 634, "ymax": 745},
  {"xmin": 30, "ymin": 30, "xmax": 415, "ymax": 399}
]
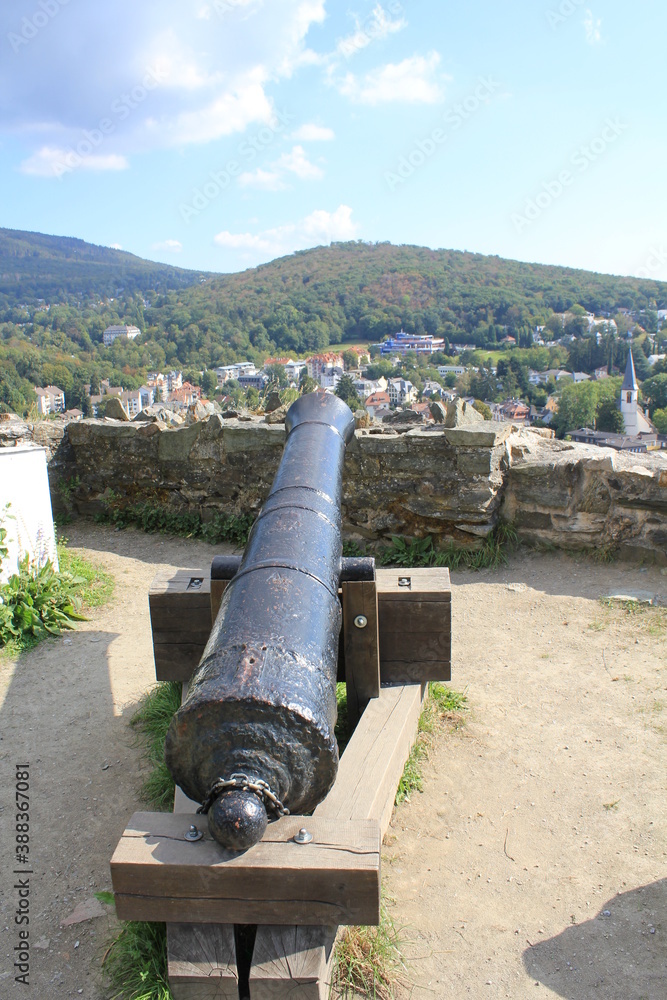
[
  {"xmin": 320, "ymin": 366, "xmax": 343, "ymax": 390},
  {"xmin": 121, "ymin": 390, "xmax": 142, "ymax": 417},
  {"xmin": 285, "ymin": 360, "xmax": 308, "ymax": 381},
  {"xmin": 34, "ymin": 385, "xmax": 65, "ymax": 415},
  {"xmin": 438, "ymin": 365, "xmax": 465, "ymax": 377},
  {"xmin": 103, "ymin": 324, "xmax": 141, "ymax": 346},
  {"xmin": 388, "ymin": 378, "xmax": 417, "ymax": 406}
]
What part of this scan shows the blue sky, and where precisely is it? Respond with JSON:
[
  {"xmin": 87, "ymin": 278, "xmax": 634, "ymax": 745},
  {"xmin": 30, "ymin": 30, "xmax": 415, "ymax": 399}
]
[{"xmin": 1, "ymin": 0, "xmax": 666, "ymax": 280}]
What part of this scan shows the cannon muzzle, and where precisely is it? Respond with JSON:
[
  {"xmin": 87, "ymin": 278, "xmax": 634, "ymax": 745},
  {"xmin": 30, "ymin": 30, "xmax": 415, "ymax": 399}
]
[{"xmin": 165, "ymin": 392, "xmax": 355, "ymax": 850}]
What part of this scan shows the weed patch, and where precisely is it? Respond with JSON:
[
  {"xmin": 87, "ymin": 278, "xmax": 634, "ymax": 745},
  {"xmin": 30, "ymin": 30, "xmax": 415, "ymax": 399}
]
[
  {"xmin": 333, "ymin": 906, "xmax": 407, "ymax": 1000},
  {"xmin": 102, "ymin": 920, "xmax": 172, "ymax": 1000},
  {"xmin": 96, "ymin": 494, "xmax": 254, "ymax": 548},
  {"xmin": 130, "ymin": 682, "xmax": 181, "ymax": 810},
  {"xmin": 396, "ymin": 683, "xmax": 468, "ymax": 805},
  {"xmin": 344, "ymin": 523, "xmax": 517, "ymax": 573}
]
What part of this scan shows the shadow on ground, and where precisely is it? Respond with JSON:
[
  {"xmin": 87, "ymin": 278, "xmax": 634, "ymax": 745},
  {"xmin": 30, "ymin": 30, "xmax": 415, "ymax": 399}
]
[{"xmin": 523, "ymin": 880, "xmax": 666, "ymax": 999}]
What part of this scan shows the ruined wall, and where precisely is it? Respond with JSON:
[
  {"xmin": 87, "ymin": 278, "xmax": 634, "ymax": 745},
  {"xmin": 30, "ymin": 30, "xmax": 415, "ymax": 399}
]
[{"xmin": 2, "ymin": 413, "xmax": 665, "ymax": 561}]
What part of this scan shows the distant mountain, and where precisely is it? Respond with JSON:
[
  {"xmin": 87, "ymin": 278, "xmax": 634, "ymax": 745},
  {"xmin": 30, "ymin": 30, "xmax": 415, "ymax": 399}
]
[{"xmin": 0, "ymin": 228, "xmax": 214, "ymax": 303}]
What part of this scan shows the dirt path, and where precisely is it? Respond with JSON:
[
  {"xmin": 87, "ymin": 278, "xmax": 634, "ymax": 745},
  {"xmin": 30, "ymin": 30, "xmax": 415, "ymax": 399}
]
[{"xmin": 0, "ymin": 524, "xmax": 664, "ymax": 999}]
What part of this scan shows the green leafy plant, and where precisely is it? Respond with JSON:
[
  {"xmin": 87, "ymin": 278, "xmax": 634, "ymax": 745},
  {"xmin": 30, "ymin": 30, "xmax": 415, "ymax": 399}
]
[
  {"xmin": 0, "ymin": 555, "xmax": 87, "ymax": 649},
  {"xmin": 376, "ymin": 523, "xmax": 517, "ymax": 572}
]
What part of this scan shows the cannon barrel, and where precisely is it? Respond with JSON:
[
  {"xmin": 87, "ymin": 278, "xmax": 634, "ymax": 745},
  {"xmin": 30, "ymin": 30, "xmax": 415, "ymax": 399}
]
[{"xmin": 165, "ymin": 392, "xmax": 356, "ymax": 850}]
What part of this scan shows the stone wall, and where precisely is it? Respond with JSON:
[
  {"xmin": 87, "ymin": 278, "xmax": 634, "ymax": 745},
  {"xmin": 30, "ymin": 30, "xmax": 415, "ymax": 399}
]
[{"xmin": 2, "ymin": 414, "xmax": 666, "ymax": 562}]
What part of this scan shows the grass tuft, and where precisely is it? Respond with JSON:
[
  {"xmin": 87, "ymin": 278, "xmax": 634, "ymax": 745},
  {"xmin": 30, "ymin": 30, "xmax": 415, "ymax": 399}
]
[
  {"xmin": 130, "ymin": 682, "xmax": 181, "ymax": 810},
  {"xmin": 333, "ymin": 906, "xmax": 407, "ymax": 1000},
  {"xmin": 57, "ymin": 540, "xmax": 115, "ymax": 607},
  {"xmin": 396, "ymin": 683, "xmax": 468, "ymax": 805},
  {"xmin": 102, "ymin": 921, "xmax": 172, "ymax": 1000}
]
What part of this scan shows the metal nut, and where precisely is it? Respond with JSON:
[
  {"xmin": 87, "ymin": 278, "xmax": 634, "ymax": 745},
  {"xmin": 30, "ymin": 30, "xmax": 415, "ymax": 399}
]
[
  {"xmin": 353, "ymin": 615, "xmax": 368, "ymax": 629},
  {"xmin": 184, "ymin": 824, "xmax": 203, "ymax": 842}
]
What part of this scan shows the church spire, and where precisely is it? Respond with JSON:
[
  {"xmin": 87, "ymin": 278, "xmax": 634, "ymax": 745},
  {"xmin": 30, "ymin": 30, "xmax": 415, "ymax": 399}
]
[{"xmin": 622, "ymin": 349, "xmax": 638, "ymax": 392}]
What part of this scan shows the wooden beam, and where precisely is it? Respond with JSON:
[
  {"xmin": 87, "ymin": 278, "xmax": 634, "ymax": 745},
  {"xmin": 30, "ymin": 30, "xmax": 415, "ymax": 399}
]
[
  {"xmin": 111, "ymin": 813, "xmax": 380, "ymax": 927},
  {"xmin": 341, "ymin": 579, "xmax": 380, "ymax": 727},
  {"xmin": 316, "ymin": 684, "xmax": 425, "ymax": 840},
  {"xmin": 167, "ymin": 924, "xmax": 238, "ymax": 1000},
  {"xmin": 248, "ymin": 925, "xmax": 337, "ymax": 1000}
]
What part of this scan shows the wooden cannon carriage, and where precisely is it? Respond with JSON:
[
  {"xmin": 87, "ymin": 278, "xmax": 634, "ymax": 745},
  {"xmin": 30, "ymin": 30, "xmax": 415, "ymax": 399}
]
[{"xmin": 111, "ymin": 561, "xmax": 451, "ymax": 998}]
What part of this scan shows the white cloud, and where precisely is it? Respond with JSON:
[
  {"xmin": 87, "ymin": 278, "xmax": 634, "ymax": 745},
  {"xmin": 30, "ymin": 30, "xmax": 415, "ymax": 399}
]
[
  {"xmin": 110, "ymin": 243, "xmax": 123, "ymax": 249},
  {"xmin": 19, "ymin": 146, "xmax": 129, "ymax": 177},
  {"xmin": 1, "ymin": 0, "xmax": 328, "ymax": 165},
  {"xmin": 238, "ymin": 167, "xmax": 286, "ymax": 191},
  {"xmin": 214, "ymin": 204, "xmax": 358, "ymax": 259},
  {"xmin": 583, "ymin": 10, "xmax": 603, "ymax": 45},
  {"xmin": 239, "ymin": 144, "xmax": 323, "ymax": 189},
  {"xmin": 292, "ymin": 123, "xmax": 335, "ymax": 141},
  {"xmin": 335, "ymin": 3, "xmax": 407, "ymax": 60},
  {"xmin": 275, "ymin": 144, "xmax": 323, "ymax": 179},
  {"xmin": 152, "ymin": 239, "xmax": 183, "ymax": 253},
  {"xmin": 336, "ymin": 52, "xmax": 445, "ymax": 105}
]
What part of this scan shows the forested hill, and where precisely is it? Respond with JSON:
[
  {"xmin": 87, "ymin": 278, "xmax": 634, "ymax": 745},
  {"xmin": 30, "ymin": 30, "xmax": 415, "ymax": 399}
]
[
  {"xmin": 0, "ymin": 228, "xmax": 212, "ymax": 302},
  {"xmin": 158, "ymin": 241, "xmax": 667, "ymax": 354}
]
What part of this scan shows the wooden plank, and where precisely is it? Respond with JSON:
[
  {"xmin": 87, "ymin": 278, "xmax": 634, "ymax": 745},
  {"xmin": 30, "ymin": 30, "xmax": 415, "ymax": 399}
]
[
  {"xmin": 341, "ymin": 580, "xmax": 380, "ymax": 727},
  {"xmin": 111, "ymin": 813, "xmax": 380, "ymax": 927},
  {"xmin": 249, "ymin": 925, "xmax": 337, "ymax": 1000},
  {"xmin": 376, "ymin": 567, "xmax": 451, "ymax": 600},
  {"xmin": 377, "ymin": 567, "xmax": 451, "ymax": 684},
  {"xmin": 380, "ymin": 631, "xmax": 451, "ymax": 662},
  {"xmin": 152, "ymin": 630, "xmax": 212, "ymax": 647},
  {"xmin": 150, "ymin": 606, "xmax": 213, "ymax": 631},
  {"xmin": 167, "ymin": 924, "xmax": 238, "ymax": 1000},
  {"xmin": 153, "ymin": 643, "xmax": 206, "ymax": 683},
  {"xmin": 381, "ymin": 661, "xmax": 451, "ymax": 685},
  {"xmin": 316, "ymin": 684, "xmax": 425, "ymax": 840}
]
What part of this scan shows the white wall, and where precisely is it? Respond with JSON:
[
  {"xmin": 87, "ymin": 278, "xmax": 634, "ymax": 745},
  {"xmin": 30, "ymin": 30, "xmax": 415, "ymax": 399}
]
[{"xmin": 0, "ymin": 446, "xmax": 58, "ymax": 583}]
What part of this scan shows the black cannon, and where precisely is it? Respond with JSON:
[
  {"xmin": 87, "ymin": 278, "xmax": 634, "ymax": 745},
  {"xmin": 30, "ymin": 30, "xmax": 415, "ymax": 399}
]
[{"xmin": 165, "ymin": 392, "xmax": 356, "ymax": 851}]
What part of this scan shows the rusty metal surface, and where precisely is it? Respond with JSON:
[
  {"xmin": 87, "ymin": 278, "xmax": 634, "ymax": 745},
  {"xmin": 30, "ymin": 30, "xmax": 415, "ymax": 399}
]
[{"xmin": 165, "ymin": 392, "xmax": 355, "ymax": 849}]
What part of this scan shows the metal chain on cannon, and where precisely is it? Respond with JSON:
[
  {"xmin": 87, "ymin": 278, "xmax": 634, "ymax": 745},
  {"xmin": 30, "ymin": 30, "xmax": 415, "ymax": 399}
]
[{"xmin": 197, "ymin": 773, "xmax": 289, "ymax": 819}]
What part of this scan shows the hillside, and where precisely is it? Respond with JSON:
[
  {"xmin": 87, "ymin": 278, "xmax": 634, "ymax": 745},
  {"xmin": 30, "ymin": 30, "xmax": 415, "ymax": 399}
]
[
  {"xmin": 138, "ymin": 241, "xmax": 667, "ymax": 357},
  {"xmin": 1, "ymin": 235, "xmax": 666, "ymax": 416},
  {"xmin": 0, "ymin": 228, "xmax": 213, "ymax": 303}
]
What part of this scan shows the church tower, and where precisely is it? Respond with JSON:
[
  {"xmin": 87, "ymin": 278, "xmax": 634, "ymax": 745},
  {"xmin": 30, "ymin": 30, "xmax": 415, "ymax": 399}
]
[{"xmin": 620, "ymin": 349, "xmax": 653, "ymax": 436}]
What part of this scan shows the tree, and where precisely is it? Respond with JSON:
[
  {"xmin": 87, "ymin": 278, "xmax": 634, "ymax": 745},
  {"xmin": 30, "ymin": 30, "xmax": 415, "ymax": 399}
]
[
  {"xmin": 200, "ymin": 370, "xmax": 218, "ymax": 397},
  {"xmin": 596, "ymin": 397, "xmax": 624, "ymax": 433},
  {"xmin": 299, "ymin": 372, "xmax": 318, "ymax": 394},
  {"xmin": 342, "ymin": 350, "xmax": 359, "ymax": 371},
  {"xmin": 641, "ymin": 373, "xmax": 667, "ymax": 414},
  {"xmin": 553, "ymin": 381, "xmax": 598, "ymax": 435},
  {"xmin": 265, "ymin": 364, "xmax": 288, "ymax": 388},
  {"xmin": 652, "ymin": 408, "xmax": 667, "ymax": 434},
  {"xmin": 335, "ymin": 374, "xmax": 362, "ymax": 410}
]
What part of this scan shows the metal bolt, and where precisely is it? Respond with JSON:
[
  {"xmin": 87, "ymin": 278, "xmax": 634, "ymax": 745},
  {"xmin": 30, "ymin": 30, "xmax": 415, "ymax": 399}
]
[
  {"xmin": 354, "ymin": 615, "xmax": 368, "ymax": 629},
  {"xmin": 293, "ymin": 827, "xmax": 313, "ymax": 845},
  {"xmin": 398, "ymin": 577, "xmax": 412, "ymax": 588},
  {"xmin": 184, "ymin": 824, "xmax": 203, "ymax": 842}
]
